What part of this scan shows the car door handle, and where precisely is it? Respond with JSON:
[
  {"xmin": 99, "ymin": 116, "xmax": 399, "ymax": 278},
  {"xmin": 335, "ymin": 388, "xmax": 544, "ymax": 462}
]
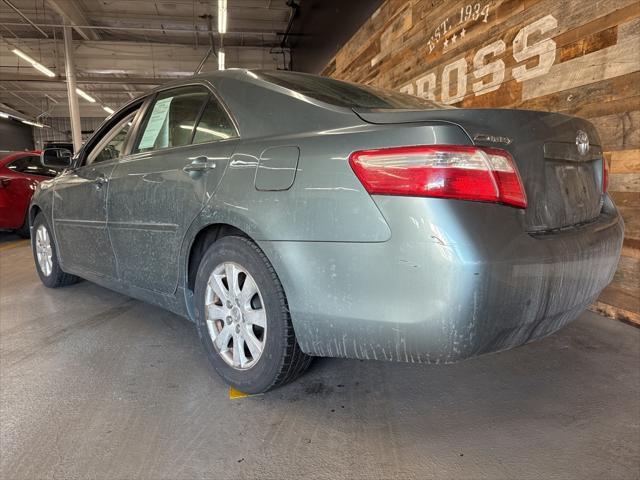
[
  {"xmin": 183, "ymin": 156, "xmax": 216, "ymax": 174},
  {"xmin": 93, "ymin": 175, "xmax": 108, "ymax": 189}
]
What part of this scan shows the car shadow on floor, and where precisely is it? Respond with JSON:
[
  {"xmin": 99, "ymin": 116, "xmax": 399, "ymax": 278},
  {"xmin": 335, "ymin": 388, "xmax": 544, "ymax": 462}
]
[{"xmin": 0, "ymin": 231, "xmax": 26, "ymax": 243}]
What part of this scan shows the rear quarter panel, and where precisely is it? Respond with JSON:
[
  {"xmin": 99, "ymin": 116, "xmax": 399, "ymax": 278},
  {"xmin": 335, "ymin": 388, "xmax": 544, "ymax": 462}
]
[{"xmin": 197, "ymin": 73, "xmax": 472, "ymax": 242}]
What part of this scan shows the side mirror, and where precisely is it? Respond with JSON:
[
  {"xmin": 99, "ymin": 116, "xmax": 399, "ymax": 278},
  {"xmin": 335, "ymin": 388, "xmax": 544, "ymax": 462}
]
[{"xmin": 41, "ymin": 148, "xmax": 73, "ymax": 169}]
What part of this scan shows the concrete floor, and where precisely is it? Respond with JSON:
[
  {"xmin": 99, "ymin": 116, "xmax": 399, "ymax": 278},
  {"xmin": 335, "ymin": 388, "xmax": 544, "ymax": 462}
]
[{"xmin": 1, "ymin": 233, "xmax": 639, "ymax": 480}]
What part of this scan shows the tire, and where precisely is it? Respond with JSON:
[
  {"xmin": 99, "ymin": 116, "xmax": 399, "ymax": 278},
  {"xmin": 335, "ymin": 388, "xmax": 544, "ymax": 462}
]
[
  {"xmin": 194, "ymin": 236, "xmax": 312, "ymax": 394},
  {"xmin": 31, "ymin": 213, "xmax": 78, "ymax": 288},
  {"xmin": 15, "ymin": 215, "xmax": 30, "ymax": 238}
]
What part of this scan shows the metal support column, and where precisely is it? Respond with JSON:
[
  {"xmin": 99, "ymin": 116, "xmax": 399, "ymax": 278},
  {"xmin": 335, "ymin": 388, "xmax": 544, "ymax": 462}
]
[{"xmin": 63, "ymin": 22, "xmax": 82, "ymax": 152}]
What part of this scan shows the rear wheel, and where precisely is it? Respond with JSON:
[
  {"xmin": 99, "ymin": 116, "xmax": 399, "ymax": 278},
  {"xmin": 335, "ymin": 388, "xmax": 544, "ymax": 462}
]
[
  {"xmin": 194, "ymin": 236, "xmax": 311, "ymax": 394},
  {"xmin": 31, "ymin": 213, "xmax": 78, "ymax": 288}
]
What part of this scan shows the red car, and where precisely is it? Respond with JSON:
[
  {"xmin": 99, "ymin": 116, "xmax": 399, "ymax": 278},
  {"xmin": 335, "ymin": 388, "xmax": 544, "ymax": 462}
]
[{"xmin": 0, "ymin": 151, "xmax": 60, "ymax": 237}]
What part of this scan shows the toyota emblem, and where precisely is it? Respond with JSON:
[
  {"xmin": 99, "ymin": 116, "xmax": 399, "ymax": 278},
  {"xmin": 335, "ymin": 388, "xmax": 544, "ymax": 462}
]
[{"xmin": 576, "ymin": 130, "xmax": 589, "ymax": 156}]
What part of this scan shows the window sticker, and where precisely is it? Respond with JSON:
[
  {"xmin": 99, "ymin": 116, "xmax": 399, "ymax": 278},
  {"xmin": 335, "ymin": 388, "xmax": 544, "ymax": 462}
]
[{"xmin": 138, "ymin": 97, "xmax": 173, "ymax": 149}]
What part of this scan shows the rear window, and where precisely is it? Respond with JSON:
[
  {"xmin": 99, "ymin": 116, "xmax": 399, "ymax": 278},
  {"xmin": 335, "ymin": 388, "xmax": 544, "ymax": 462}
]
[{"xmin": 256, "ymin": 71, "xmax": 448, "ymax": 110}]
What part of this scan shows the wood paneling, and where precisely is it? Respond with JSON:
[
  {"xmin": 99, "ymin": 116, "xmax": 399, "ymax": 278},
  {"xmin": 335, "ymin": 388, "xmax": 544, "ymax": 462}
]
[{"xmin": 326, "ymin": 0, "xmax": 640, "ymax": 323}]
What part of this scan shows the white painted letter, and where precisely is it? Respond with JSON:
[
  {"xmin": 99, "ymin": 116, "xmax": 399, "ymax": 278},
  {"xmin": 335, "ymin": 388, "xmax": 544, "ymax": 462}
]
[
  {"xmin": 472, "ymin": 40, "xmax": 506, "ymax": 95},
  {"xmin": 512, "ymin": 14, "xmax": 557, "ymax": 82},
  {"xmin": 416, "ymin": 73, "xmax": 437, "ymax": 100},
  {"xmin": 441, "ymin": 58, "xmax": 468, "ymax": 104},
  {"xmin": 399, "ymin": 84, "xmax": 415, "ymax": 95}
]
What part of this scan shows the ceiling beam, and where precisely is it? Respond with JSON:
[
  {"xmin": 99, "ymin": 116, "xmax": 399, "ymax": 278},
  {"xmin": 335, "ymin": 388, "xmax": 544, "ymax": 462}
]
[
  {"xmin": 0, "ymin": 74, "xmax": 163, "ymax": 85},
  {"xmin": 1, "ymin": 0, "xmax": 48, "ymax": 38},
  {"xmin": 0, "ymin": 18, "xmax": 286, "ymax": 35},
  {"xmin": 45, "ymin": 0, "xmax": 100, "ymax": 40},
  {"xmin": 0, "ymin": 101, "xmax": 32, "ymax": 118},
  {"xmin": 1, "ymin": 38, "xmax": 282, "ymax": 78},
  {"xmin": 10, "ymin": 88, "xmax": 149, "ymax": 94},
  {"xmin": 0, "ymin": 24, "xmax": 281, "ymax": 47}
]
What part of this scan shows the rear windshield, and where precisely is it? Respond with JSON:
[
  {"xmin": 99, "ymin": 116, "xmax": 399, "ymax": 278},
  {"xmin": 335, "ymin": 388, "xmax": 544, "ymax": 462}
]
[{"xmin": 257, "ymin": 71, "xmax": 448, "ymax": 110}]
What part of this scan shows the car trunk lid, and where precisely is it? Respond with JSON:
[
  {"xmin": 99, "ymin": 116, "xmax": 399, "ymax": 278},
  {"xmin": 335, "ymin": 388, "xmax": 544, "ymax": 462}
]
[{"xmin": 354, "ymin": 108, "xmax": 605, "ymax": 232}]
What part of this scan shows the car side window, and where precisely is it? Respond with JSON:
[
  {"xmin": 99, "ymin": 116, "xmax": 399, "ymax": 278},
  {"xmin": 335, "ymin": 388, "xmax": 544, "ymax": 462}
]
[
  {"xmin": 192, "ymin": 95, "xmax": 238, "ymax": 144},
  {"xmin": 134, "ymin": 86, "xmax": 209, "ymax": 153},
  {"xmin": 7, "ymin": 156, "xmax": 58, "ymax": 177},
  {"xmin": 88, "ymin": 112, "xmax": 137, "ymax": 165}
]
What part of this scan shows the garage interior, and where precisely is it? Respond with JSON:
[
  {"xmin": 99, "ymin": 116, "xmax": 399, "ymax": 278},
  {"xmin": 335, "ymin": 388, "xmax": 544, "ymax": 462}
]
[{"xmin": 1, "ymin": 1, "xmax": 639, "ymax": 479}]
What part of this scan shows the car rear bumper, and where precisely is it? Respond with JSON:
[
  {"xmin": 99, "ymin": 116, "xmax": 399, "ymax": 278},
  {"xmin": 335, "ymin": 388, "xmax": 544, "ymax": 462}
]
[{"xmin": 258, "ymin": 196, "xmax": 624, "ymax": 363}]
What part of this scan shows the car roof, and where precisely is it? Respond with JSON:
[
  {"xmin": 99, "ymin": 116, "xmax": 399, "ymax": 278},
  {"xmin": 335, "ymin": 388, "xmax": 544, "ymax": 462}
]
[
  {"xmin": 141, "ymin": 69, "xmax": 320, "ymax": 101},
  {"xmin": 107, "ymin": 70, "xmax": 371, "ymax": 139}
]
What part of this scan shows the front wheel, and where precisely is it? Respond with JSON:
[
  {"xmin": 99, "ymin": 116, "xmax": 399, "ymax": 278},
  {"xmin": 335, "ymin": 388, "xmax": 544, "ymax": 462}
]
[
  {"xmin": 31, "ymin": 213, "xmax": 78, "ymax": 288},
  {"xmin": 194, "ymin": 236, "xmax": 311, "ymax": 394}
]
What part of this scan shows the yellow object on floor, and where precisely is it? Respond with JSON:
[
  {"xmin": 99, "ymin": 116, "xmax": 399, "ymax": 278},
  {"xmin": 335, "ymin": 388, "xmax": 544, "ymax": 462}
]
[{"xmin": 229, "ymin": 387, "xmax": 250, "ymax": 399}]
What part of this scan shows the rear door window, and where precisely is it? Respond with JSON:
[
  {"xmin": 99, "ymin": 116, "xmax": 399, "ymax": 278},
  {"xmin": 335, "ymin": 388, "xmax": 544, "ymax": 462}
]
[
  {"xmin": 134, "ymin": 86, "xmax": 210, "ymax": 153},
  {"xmin": 191, "ymin": 96, "xmax": 237, "ymax": 144}
]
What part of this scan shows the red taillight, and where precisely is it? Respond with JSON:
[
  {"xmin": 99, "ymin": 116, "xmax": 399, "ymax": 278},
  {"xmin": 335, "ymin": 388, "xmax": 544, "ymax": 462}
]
[
  {"xmin": 349, "ymin": 145, "xmax": 527, "ymax": 208},
  {"xmin": 602, "ymin": 156, "xmax": 609, "ymax": 193}
]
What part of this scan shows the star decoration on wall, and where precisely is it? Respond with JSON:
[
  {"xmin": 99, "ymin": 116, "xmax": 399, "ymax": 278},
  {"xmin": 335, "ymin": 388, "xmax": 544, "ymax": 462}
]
[
  {"xmin": 444, "ymin": 38, "xmax": 449, "ymax": 47},
  {"xmin": 460, "ymin": 28, "xmax": 466, "ymax": 38},
  {"xmin": 452, "ymin": 33, "xmax": 458, "ymax": 43}
]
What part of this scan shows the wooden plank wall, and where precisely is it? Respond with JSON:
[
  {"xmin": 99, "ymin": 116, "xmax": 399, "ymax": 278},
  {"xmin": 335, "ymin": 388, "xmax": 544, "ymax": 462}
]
[{"xmin": 324, "ymin": 0, "xmax": 640, "ymax": 325}]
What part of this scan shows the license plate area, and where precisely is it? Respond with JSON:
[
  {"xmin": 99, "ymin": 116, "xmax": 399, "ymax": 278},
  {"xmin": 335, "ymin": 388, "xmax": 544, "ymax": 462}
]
[{"xmin": 544, "ymin": 159, "xmax": 601, "ymax": 227}]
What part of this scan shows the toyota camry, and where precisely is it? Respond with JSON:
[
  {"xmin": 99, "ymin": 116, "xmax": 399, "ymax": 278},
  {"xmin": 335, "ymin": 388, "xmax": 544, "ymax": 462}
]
[{"xmin": 30, "ymin": 70, "xmax": 624, "ymax": 393}]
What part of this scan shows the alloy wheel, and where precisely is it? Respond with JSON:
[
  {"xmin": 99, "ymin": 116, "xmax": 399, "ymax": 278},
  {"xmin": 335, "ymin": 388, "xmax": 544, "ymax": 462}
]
[
  {"xmin": 35, "ymin": 225, "xmax": 53, "ymax": 277},
  {"xmin": 205, "ymin": 261, "xmax": 267, "ymax": 370}
]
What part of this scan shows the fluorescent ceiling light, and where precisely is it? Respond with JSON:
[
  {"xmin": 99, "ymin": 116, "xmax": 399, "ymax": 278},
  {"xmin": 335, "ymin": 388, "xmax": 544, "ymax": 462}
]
[
  {"xmin": 180, "ymin": 124, "xmax": 230, "ymax": 139},
  {"xmin": 76, "ymin": 88, "xmax": 96, "ymax": 103},
  {"xmin": 218, "ymin": 50, "xmax": 225, "ymax": 71},
  {"xmin": 103, "ymin": 106, "xmax": 115, "ymax": 115},
  {"xmin": 12, "ymin": 48, "xmax": 55, "ymax": 77},
  {"xmin": 22, "ymin": 119, "xmax": 45, "ymax": 128},
  {"xmin": 218, "ymin": 0, "xmax": 227, "ymax": 34},
  {"xmin": 1, "ymin": 111, "xmax": 48, "ymax": 127}
]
